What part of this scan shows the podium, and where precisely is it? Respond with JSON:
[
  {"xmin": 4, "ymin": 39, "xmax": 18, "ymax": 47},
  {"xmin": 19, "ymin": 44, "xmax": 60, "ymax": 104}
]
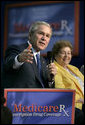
[{"xmin": 4, "ymin": 89, "xmax": 75, "ymax": 124}]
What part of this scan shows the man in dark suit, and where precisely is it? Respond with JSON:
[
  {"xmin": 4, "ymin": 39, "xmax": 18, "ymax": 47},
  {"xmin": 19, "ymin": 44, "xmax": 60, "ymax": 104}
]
[{"xmin": 2, "ymin": 21, "xmax": 57, "ymax": 88}]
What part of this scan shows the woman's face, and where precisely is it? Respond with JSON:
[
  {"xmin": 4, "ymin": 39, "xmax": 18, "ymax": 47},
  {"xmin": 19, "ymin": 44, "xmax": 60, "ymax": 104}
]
[{"xmin": 55, "ymin": 47, "xmax": 72, "ymax": 68}]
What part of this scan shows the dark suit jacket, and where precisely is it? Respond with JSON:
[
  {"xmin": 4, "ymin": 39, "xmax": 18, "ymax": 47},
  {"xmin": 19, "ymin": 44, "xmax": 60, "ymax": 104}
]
[{"xmin": 2, "ymin": 43, "xmax": 49, "ymax": 88}]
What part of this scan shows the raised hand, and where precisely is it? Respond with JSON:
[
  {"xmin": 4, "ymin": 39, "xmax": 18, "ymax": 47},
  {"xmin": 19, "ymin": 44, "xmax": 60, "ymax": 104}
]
[{"xmin": 17, "ymin": 44, "xmax": 34, "ymax": 63}]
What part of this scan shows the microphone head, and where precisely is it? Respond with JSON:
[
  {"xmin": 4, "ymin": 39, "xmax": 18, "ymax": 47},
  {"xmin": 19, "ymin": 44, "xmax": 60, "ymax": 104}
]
[
  {"xmin": 47, "ymin": 51, "xmax": 55, "ymax": 84},
  {"xmin": 47, "ymin": 51, "xmax": 53, "ymax": 64}
]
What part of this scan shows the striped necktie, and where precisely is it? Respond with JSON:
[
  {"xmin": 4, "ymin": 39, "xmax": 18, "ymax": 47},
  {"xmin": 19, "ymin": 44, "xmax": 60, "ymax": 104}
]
[{"xmin": 36, "ymin": 54, "xmax": 44, "ymax": 88}]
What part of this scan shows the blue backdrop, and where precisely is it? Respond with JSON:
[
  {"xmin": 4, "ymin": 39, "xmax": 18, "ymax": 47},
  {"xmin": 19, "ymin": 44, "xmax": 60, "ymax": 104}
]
[{"xmin": 1, "ymin": 1, "xmax": 84, "ymax": 69}]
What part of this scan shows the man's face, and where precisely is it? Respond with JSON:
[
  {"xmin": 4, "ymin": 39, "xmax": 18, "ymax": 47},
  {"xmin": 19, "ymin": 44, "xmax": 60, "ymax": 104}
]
[{"xmin": 30, "ymin": 25, "xmax": 52, "ymax": 52}]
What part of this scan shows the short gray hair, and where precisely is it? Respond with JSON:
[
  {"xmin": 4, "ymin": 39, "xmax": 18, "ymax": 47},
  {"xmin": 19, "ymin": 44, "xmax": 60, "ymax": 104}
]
[{"xmin": 28, "ymin": 21, "xmax": 52, "ymax": 37}]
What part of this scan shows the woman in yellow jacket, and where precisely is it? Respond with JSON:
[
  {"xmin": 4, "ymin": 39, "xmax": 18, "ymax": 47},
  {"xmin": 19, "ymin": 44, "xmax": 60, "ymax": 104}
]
[{"xmin": 52, "ymin": 40, "xmax": 84, "ymax": 124}]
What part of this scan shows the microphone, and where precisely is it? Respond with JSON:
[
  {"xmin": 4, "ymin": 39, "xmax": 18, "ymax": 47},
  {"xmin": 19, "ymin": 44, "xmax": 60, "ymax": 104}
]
[
  {"xmin": 47, "ymin": 51, "xmax": 55, "ymax": 88},
  {"xmin": 47, "ymin": 51, "xmax": 53, "ymax": 64}
]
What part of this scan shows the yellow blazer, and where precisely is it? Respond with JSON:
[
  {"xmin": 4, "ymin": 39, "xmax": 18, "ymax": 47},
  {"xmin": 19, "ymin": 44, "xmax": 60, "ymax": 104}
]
[{"xmin": 54, "ymin": 61, "xmax": 84, "ymax": 110}]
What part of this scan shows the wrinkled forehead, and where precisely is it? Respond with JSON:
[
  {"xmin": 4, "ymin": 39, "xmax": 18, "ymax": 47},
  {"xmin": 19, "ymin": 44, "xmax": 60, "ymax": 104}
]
[
  {"xmin": 35, "ymin": 24, "xmax": 52, "ymax": 33},
  {"xmin": 29, "ymin": 23, "xmax": 52, "ymax": 34}
]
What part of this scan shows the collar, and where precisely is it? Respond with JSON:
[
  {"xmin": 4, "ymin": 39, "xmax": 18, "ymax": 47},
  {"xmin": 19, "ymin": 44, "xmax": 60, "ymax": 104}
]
[{"xmin": 27, "ymin": 40, "xmax": 40, "ymax": 56}]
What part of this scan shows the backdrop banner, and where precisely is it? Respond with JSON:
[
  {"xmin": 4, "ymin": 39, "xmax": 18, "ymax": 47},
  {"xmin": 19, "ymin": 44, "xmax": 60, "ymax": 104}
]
[
  {"xmin": 4, "ymin": 89, "xmax": 75, "ymax": 124},
  {"xmin": 3, "ymin": 2, "xmax": 79, "ymax": 56}
]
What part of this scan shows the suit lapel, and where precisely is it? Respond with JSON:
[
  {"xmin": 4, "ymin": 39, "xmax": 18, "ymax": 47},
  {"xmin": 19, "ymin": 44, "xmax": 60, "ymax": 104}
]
[
  {"xmin": 32, "ymin": 56, "xmax": 47, "ymax": 87},
  {"xmin": 62, "ymin": 66, "xmax": 83, "ymax": 95},
  {"xmin": 66, "ymin": 67, "xmax": 84, "ymax": 94},
  {"xmin": 32, "ymin": 57, "xmax": 42, "ymax": 84},
  {"xmin": 55, "ymin": 61, "xmax": 84, "ymax": 95}
]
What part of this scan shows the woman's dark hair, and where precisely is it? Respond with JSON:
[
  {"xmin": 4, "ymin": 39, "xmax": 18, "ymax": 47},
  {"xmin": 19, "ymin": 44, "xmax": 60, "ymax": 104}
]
[{"xmin": 52, "ymin": 40, "xmax": 73, "ymax": 59}]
